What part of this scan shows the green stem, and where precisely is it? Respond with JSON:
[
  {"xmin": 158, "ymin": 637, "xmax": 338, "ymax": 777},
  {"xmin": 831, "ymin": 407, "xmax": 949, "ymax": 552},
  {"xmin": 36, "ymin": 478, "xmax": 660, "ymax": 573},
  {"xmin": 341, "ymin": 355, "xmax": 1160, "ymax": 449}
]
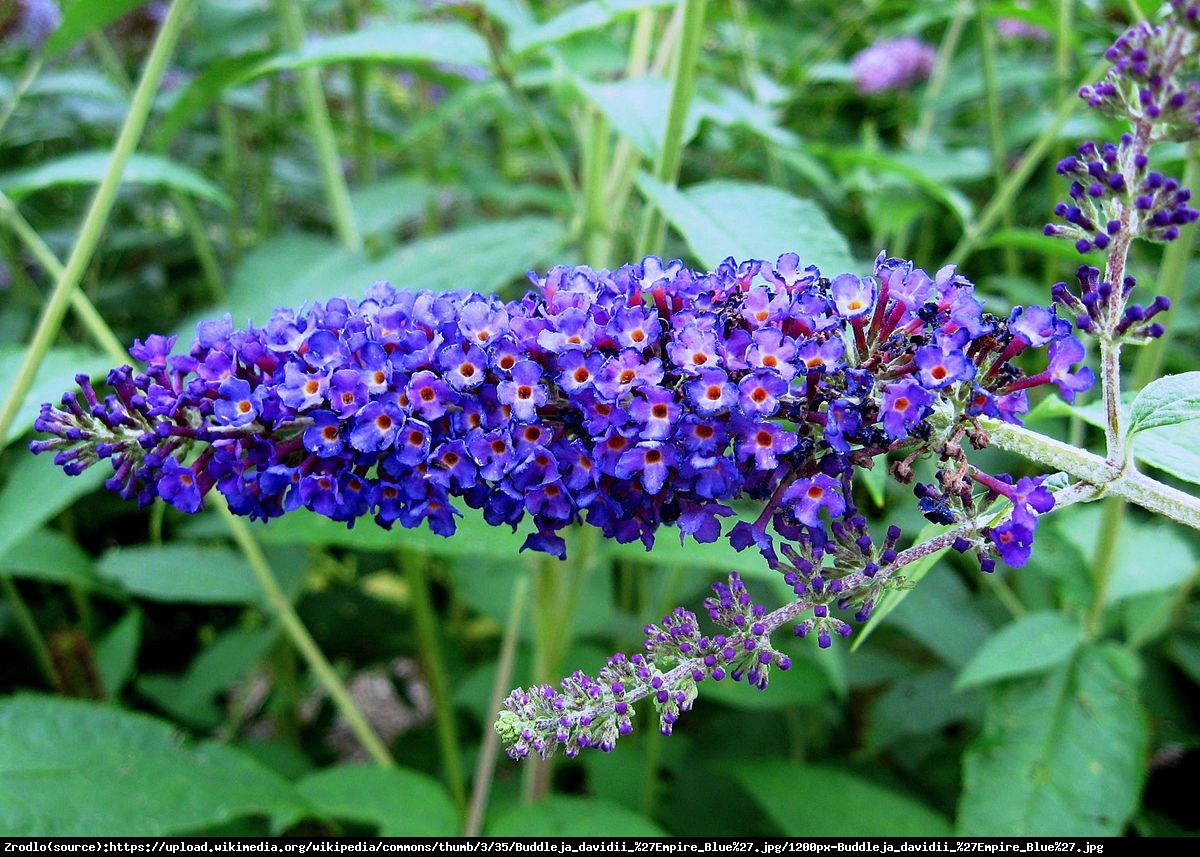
[
  {"xmin": 255, "ymin": 77, "xmax": 281, "ymax": 241},
  {"xmin": 974, "ymin": 0, "xmax": 1017, "ymax": 277},
  {"xmin": 273, "ymin": 0, "xmax": 362, "ymax": 251},
  {"xmin": 218, "ymin": 503, "xmax": 395, "ymax": 767},
  {"xmin": 342, "ymin": 0, "xmax": 376, "ymax": 185},
  {"xmin": 0, "ymin": 50, "xmax": 44, "ymax": 138},
  {"xmin": 635, "ymin": 0, "xmax": 707, "ymax": 258},
  {"xmin": 913, "ymin": 0, "xmax": 969, "ymax": 149},
  {"xmin": 0, "ymin": 575, "xmax": 60, "ymax": 691},
  {"xmin": 602, "ymin": 8, "xmax": 680, "ymax": 260},
  {"xmin": 403, "ymin": 553, "xmax": 467, "ymax": 813},
  {"xmin": 944, "ymin": 55, "xmax": 1109, "ymax": 266},
  {"xmin": 581, "ymin": 107, "xmax": 610, "ymax": 267},
  {"xmin": 465, "ymin": 572, "xmax": 530, "ymax": 837},
  {"xmin": 174, "ymin": 192, "xmax": 226, "ymax": 302},
  {"xmin": 477, "ymin": 12, "xmax": 579, "ymax": 208},
  {"xmin": 0, "ymin": 0, "xmax": 196, "ymax": 447},
  {"xmin": 0, "ymin": 191, "xmax": 127, "ymax": 364},
  {"xmin": 86, "ymin": 29, "xmax": 226, "ymax": 300},
  {"xmin": 1086, "ymin": 497, "xmax": 1125, "ymax": 637}
]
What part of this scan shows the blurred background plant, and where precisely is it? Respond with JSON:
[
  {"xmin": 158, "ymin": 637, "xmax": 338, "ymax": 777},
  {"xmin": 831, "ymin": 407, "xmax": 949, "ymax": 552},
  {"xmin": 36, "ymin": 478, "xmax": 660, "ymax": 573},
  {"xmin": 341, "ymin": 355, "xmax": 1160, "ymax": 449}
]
[{"xmin": 1, "ymin": 0, "xmax": 1198, "ymax": 838}]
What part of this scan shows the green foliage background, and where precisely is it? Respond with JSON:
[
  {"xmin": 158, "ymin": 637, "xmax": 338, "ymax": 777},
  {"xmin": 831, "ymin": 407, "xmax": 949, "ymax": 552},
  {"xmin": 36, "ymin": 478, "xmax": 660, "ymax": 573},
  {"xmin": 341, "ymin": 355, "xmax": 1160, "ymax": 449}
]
[{"xmin": 0, "ymin": 0, "xmax": 1197, "ymax": 837}]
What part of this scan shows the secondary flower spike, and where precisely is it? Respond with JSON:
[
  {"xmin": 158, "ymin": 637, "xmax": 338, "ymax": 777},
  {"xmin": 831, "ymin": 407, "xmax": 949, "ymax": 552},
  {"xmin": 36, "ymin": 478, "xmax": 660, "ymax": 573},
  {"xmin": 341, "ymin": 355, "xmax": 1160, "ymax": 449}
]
[{"xmin": 32, "ymin": 251, "xmax": 1088, "ymax": 565}]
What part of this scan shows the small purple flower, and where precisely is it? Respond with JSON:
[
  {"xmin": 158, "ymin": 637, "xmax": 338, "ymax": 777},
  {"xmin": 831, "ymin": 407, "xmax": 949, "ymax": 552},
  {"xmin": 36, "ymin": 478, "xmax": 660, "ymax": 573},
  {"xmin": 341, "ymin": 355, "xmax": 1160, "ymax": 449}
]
[
  {"xmin": 686, "ymin": 369, "xmax": 737, "ymax": 415},
  {"xmin": 439, "ymin": 344, "xmax": 488, "ymax": 391},
  {"xmin": 737, "ymin": 370, "xmax": 788, "ymax": 417},
  {"xmin": 668, "ymin": 325, "xmax": 721, "ymax": 374},
  {"xmin": 781, "ymin": 475, "xmax": 846, "ymax": 527},
  {"xmin": 630, "ymin": 388, "xmax": 680, "ymax": 440},
  {"xmin": 498, "ymin": 360, "xmax": 548, "ymax": 422},
  {"xmin": 736, "ymin": 422, "xmax": 798, "ymax": 471},
  {"xmin": 880, "ymin": 379, "xmax": 934, "ymax": 439},
  {"xmin": 1046, "ymin": 337, "xmax": 1095, "ymax": 403},
  {"xmin": 214, "ymin": 378, "xmax": 258, "ymax": 427},
  {"xmin": 989, "ymin": 517, "xmax": 1036, "ymax": 567},
  {"xmin": 914, "ymin": 343, "xmax": 976, "ymax": 390},
  {"xmin": 279, "ymin": 362, "xmax": 328, "ymax": 411},
  {"xmin": 158, "ymin": 458, "xmax": 203, "ymax": 513},
  {"xmin": 303, "ymin": 410, "xmax": 345, "ymax": 458},
  {"xmin": 831, "ymin": 274, "xmax": 875, "ymax": 319},
  {"xmin": 616, "ymin": 442, "xmax": 675, "ymax": 494},
  {"xmin": 407, "ymin": 371, "xmax": 453, "ymax": 421},
  {"xmin": 349, "ymin": 400, "xmax": 404, "ymax": 452},
  {"xmin": 328, "ymin": 369, "xmax": 369, "ymax": 417}
]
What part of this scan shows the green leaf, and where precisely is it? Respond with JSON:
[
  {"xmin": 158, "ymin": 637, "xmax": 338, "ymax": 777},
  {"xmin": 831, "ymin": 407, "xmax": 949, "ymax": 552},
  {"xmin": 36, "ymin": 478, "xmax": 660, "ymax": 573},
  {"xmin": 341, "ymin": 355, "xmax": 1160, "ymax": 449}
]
[
  {"xmin": 95, "ymin": 609, "xmax": 142, "ymax": 699},
  {"xmin": 1052, "ymin": 504, "xmax": 1197, "ymax": 604},
  {"xmin": 138, "ymin": 626, "xmax": 278, "ymax": 728},
  {"xmin": 257, "ymin": 22, "xmax": 489, "ymax": 73},
  {"xmin": 1072, "ymin": 399, "xmax": 1200, "ymax": 486},
  {"xmin": 96, "ymin": 544, "xmax": 298, "ymax": 605},
  {"xmin": 0, "ymin": 152, "xmax": 232, "ymax": 207},
  {"xmin": 350, "ymin": 176, "xmax": 439, "ymax": 240},
  {"xmin": 864, "ymin": 667, "xmax": 983, "ymax": 753},
  {"xmin": 0, "ymin": 454, "xmax": 105, "ymax": 560},
  {"xmin": 487, "ymin": 796, "xmax": 668, "ymax": 836},
  {"xmin": 0, "ymin": 695, "xmax": 305, "ymax": 835},
  {"xmin": 0, "ymin": 345, "xmax": 114, "ymax": 448},
  {"xmin": 0, "ymin": 529, "xmax": 99, "ymax": 589},
  {"xmin": 636, "ymin": 175, "xmax": 857, "ymax": 276},
  {"xmin": 511, "ymin": 0, "xmax": 676, "ymax": 55},
  {"xmin": 852, "ymin": 521, "xmax": 950, "ymax": 651},
  {"xmin": 1128, "ymin": 372, "xmax": 1200, "ymax": 436},
  {"xmin": 885, "ymin": 568, "xmax": 994, "ymax": 667},
  {"xmin": 574, "ymin": 77, "xmax": 700, "ymax": 160},
  {"xmin": 218, "ymin": 218, "xmax": 566, "ymax": 329},
  {"xmin": 954, "ymin": 611, "xmax": 1082, "ymax": 690},
  {"xmin": 724, "ymin": 761, "xmax": 952, "ymax": 836},
  {"xmin": 151, "ymin": 52, "xmax": 273, "ymax": 152},
  {"xmin": 296, "ymin": 766, "xmax": 458, "ymax": 836},
  {"xmin": 958, "ymin": 644, "xmax": 1148, "ymax": 835},
  {"xmin": 44, "ymin": 0, "xmax": 148, "ymax": 58}
]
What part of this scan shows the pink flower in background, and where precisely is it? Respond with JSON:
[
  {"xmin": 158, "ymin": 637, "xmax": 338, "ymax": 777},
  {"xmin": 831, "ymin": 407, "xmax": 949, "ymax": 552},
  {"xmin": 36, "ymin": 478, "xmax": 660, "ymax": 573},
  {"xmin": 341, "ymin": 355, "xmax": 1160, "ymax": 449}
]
[{"xmin": 851, "ymin": 35, "xmax": 937, "ymax": 95}]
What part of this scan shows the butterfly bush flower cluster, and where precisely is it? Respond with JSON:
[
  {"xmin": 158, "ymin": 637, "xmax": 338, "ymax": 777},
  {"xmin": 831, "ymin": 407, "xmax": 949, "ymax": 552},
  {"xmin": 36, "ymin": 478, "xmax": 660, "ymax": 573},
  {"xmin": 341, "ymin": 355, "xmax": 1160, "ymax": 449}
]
[{"xmin": 33, "ymin": 251, "xmax": 1088, "ymax": 578}]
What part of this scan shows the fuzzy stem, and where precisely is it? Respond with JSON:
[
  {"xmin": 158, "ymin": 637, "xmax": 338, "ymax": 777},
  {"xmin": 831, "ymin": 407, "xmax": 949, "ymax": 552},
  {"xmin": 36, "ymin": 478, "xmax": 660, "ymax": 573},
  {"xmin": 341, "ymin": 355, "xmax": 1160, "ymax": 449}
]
[
  {"xmin": 218, "ymin": 503, "xmax": 395, "ymax": 767},
  {"xmin": 273, "ymin": 0, "xmax": 362, "ymax": 251},
  {"xmin": 634, "ymin": 0, "xmax": 707, "ymax": 258},
  {"xmin": 464, "ymin": 572, "xmax": 530, "ymax": 837},
  {"xmin": 403, "ymin": 553, "xmax": 467, "ymax": 813},
  {"xmin": 0, "ymin": 0, "xmax": 196, "ymax": 447},
  {"xmin": 982, "ymin": 419, "xmax": 1200, "ymax": 531}
]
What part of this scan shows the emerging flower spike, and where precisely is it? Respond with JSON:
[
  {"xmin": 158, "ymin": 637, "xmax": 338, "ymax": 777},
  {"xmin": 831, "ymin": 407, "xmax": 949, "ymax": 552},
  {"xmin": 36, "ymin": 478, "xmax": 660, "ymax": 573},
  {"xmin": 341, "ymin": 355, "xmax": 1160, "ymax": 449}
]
[{"xmin": 32, "ymin": 252, "xmax": 1089, "ymax": 567}]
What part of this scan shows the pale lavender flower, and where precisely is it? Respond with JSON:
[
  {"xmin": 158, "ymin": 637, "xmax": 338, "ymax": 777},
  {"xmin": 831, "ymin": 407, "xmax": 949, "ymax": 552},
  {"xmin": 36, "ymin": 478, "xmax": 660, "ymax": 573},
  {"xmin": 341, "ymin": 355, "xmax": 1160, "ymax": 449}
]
[{"xmin": 851, "ymin": 36, "xmax": 937, "ymax": 95}]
